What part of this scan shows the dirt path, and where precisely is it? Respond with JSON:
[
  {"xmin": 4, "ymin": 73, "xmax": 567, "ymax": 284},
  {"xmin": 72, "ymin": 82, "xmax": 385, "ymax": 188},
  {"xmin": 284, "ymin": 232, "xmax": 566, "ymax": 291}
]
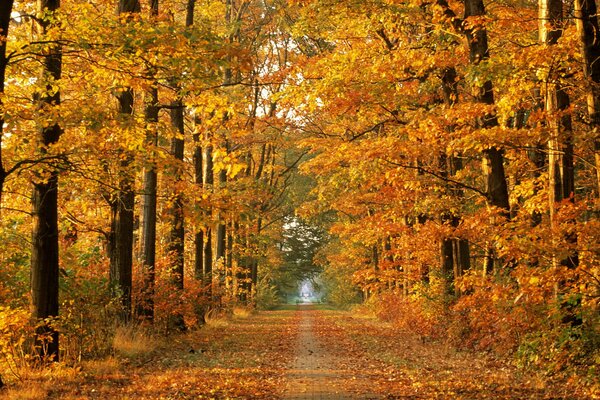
[
  {"xmin": 281, "ymin": 305, "xmax": 594, "ymax": 400},
  {"xmin": 283, "ymin": 305, "xmax": 379, "ymax": 399}
]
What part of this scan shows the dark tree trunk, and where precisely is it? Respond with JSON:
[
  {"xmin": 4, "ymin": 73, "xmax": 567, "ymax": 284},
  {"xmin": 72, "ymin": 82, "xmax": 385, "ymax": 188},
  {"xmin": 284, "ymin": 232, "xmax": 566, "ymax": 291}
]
[
  {"xmin": 31, "ymin": 0, "xmax": 62, "ymax": 361},
  {"xmin": 109, "ymin": 167, "xmax": 134, "ymax": 322},
  {"xmin": 193, "ymin": 122, "xmax": 204, "ymax": 279},
  {"xmin": 439, "ymin": 67, "xmax": 471, "ymax": 293},
  {"xmin": 203, "ymin": 141, "xmax": 214, "ymax": 294},
  {"xmin": 168, "ymin": 98, "xmax": 186, "ymax": 331},
  {"xmin": 574, "ymin": 0, "xmax": 600, "ymax": 194},
  {"xmin": 188, "ymin": 0, "xmax": 203, "ymax": 282},
  {"xmin": 0, "ymin": 0, "xmax": 14, "ymax": 206},
  {"xmin": 110, "ymin": 0, "xmax": 140, "ymax": 323},
  {"xmin": 138, "ymin": 84, "xmax": 159, "ymax": 321},
  {"xmin": 137, "ymin": 0, "xmax": 159, "ymax": 322},
  {"xmin": 463, "ymin": 0, "xmax": 510, "ymax": 273}
]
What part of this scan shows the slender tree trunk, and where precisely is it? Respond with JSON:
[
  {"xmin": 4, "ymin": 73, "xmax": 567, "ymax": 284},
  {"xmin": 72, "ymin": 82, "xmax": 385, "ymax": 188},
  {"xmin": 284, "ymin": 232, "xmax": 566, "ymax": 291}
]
[
  {"xmin": 193, "ymin": 118, "xmax": 204, "ymax": 280},
  {"xmin": 573, "ymin": 0, "xmax": 600, "ymax": 195},
  {"xmin": 203, "ymin": 141, "xmax": 214, "ymax": 294},
  {"xmin": 226, "ymin": 217, "xmax": 234, "ymax": 295},
  {"xmin": 439, "ymin": 67, "xmax": 470, "ymax": 293},
  {"xmin": 110, "ymin": 0, "xmax": 140, "ymax": 323},
  {"xmin": 0, "ymin": 0, "xmax": 14, "ymax": 207},
  {"xmin": 216, "ymin": 165, "xmax": 227, "ymax": 273},
  {"xmin": 540, "ymin": 0, "xmax": 577, "ymax": 266},
  {"xmin": 186, "ymin": 0, "xmax": 204, "ymax": 282},
  {"xmin": 138, "ymin": 83, "xmax": 159, "ymax": 321},
  {"xmin": 541, "ymin": 0, "xmax": 581, "ymax": 327},
  {"xmin": 137, "ymin": 0, "xmax": 160, "ymax": 323},
  {"xmin": 168, "ymin": 98, "xmax": 186, "ymax": 331},
  {"xmin": 31, "ymin": 0, "xmax": 62, "ymax": 361}
]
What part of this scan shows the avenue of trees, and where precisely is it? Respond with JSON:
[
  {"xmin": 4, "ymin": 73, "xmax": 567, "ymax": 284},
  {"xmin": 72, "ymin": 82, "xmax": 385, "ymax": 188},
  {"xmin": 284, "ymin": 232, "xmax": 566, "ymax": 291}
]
[{"xmin": 0, "ymin": 0, "xmax": 598, "ymax": 383}]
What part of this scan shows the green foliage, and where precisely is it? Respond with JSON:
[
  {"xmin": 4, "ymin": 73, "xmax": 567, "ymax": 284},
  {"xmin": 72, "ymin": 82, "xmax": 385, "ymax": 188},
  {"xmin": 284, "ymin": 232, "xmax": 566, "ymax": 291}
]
[
  {"xmin": 321, "ymin": 264, "xmax": 361, "ymax": 308},
  {"xmin": 255, "ymin": 277, "xmax": 281, "ymax": 310}
]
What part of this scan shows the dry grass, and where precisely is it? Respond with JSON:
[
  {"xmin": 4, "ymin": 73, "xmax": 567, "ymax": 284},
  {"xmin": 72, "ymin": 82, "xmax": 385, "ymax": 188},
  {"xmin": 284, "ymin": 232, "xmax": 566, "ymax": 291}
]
[
  {"xmin": 1, "ymin": 385, "xmax": 49, "ymax": 400},
  {"xmin": 232, "ymin": 306, "xmax": 254, "ymax": 318},
  {"xmin": 112, "ymin": 325, "xmax": 157, "ymax": 359},
  {"xmin": 81, "ymin": 357, "xmax": 120, "ymax": 376},
  {"xmin": 203, "ymin": 308, "xmax": 230, "ymax": 328}
]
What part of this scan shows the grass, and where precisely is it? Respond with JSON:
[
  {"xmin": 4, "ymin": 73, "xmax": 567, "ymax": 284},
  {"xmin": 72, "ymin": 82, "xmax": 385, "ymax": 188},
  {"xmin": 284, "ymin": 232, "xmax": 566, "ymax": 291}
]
[{"xmin": 112, "ymin": 324, "xmax": 158, "ymax": 359}]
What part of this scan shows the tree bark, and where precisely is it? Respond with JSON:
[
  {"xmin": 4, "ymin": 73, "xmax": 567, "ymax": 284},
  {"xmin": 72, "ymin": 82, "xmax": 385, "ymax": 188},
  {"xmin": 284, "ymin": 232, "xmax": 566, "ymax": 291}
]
[
  {"xmin": 137, "ymin": 0, "xmax": 159, "ymax": 323},
  {"xmin": 168, "ymin": 97, "xmax": 186, "ymax": 331},
  {"xmin": 463, "ymin": 0, "xmax": 510, "ymax": 273},
  {"xmin": 138, "ymin": 84, "xmax": 159, "ymax": 321},
  {"xmin": 31, "ymin": 0, "xmax": 62, "ymax": 361},
  {"xmin": 0, "ymin": 0, "xmax": 14, "ymax": 207},
  {"xmin": 573, "ymin": 0, "xmax": 600, "ymax": 195},
  {"xmin": 110, "ymin": 0, "xmax": 140, "ymax": 323},
  {"xmin": 193, "ymin": 117, "xmax": 204, "ymax": 280},
  {"xmin": 203, "ymin": 141, "xmax": 214, "ymax": 294}
]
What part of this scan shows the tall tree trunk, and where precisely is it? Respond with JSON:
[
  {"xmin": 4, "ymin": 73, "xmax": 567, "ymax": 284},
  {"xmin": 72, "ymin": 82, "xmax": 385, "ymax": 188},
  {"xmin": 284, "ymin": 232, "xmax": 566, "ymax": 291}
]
[
  {"xmin": 168, "ymin": 98, "xmax": 186, "ymax": 331},
  {"xmin": 193, "ymin": 118, "xmax": 204, "ymax": 280},
  {"xmin": 187, "ymin": 0, "xmax": 204, "ymax": 282},
  {"xmin": 463, "ymin": 0, "xmax": 510, "ymax": 273},
  {"xmin": 31, "ymin": 0, "xmax": 62, "ymax": 361},
  {"xmin": 138, "ymin": 83, "xmax": 159, "ymax": 321},
  {"xmin": 216, "ymin": 164, "xmax": 227, "ymax": 275},
  {"xmin": 0, "ymin": 0, "xmax": 14, "ymax": 207},
  {"xmin": 137, "ymin": 0, "xmax": 160, "ymax": 323},
  {"xmin": 110, "ymin": 0, "xmax": 140, "ymax": 323},
  {"xmin": 542, "ymin": 0, "xmax": 581, "ymax": 326},
  {"xmin": 439, "ymin": 67, "xmax": 470, "ymax": 294},
  {"xmin": 573, "ymin": 0, "xmax": 600, "ymax": 195},
  {"xmin": 203, "ymin": 141, "xmax": 214, "ymax": 295},
  {"xmin": 540, "ymin": 0, "xmax": 577, "ymax": 267}
]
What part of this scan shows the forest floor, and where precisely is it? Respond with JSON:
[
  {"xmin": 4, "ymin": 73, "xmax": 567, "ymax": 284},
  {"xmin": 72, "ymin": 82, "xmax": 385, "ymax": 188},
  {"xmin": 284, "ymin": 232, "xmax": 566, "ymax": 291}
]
[{"xmin": 1, "ymin": 304, "xmax": 597, "ymax": 399}]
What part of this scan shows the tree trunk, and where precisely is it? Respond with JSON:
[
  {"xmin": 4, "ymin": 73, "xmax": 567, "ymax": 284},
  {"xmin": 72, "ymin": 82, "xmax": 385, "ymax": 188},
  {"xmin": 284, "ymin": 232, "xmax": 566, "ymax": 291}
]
[
  {"xmin": 463, "ymin": 0, "xmax": 510, "ymax": 273},
  {"xmin": 168, "ymin": 98, "xmax": 186, "ymax": 331},
  {"xmin": 138, "ymin": 0, "xmax": 159, "ymax": 321},
  {"xmin": 187, "ymin": 0, "xmax": 204, "ymax": 282},
  {"xmin": 573, "ymin": 0, "xmax": 600, "ymax": 195},
  {"xmin": 203, "ymin": 141, "xmax": 214, "ymax": 294},
  {"xmin": 31, "ymin": 0, "xmax": 62, "ymax": 361},
  {"xmin": 439, "ymin": 67, "xmax": 470, "ymax": 293},
  {"xmin": 110, "ymin": 0, "xmax": 140, "ymax": 323},
  {"xmin": 193, "ymin": 118, "xmax": 204, "ymax": 280},
  {"xmin": 0, "ymin": 0, "xmax": 14, "ymax": 207},
  {"xmin": 541, "ymin": 0, "xmax": 581, "ymax": 327},
  {"xmin": 138, "ymin": 84, "xmax": 159, "ymax": 321}
]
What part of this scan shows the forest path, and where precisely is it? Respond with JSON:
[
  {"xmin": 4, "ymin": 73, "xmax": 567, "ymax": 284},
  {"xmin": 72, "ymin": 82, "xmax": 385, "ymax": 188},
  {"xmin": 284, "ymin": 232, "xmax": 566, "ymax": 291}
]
[
  {"xmin": 281, "ymin": 305, "xmax": 587, "ymax": 400},
  {"xmin": 283, "ymin": 305, "xmax": 380, "ymax": 399}
]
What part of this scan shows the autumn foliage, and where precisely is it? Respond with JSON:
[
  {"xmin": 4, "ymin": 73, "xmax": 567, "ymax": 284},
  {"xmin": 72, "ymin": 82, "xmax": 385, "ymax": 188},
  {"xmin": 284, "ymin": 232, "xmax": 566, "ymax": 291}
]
[{"xmin": 0, "ymin": 0, "xmax": 599, "ymax": 394}]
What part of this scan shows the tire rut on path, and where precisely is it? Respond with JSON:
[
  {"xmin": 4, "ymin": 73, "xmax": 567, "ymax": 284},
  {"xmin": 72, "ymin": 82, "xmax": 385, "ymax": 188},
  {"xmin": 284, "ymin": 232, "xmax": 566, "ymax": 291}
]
[{"xmin": 283, "ymin": 306, "xmax": 381, "ymax": 400}]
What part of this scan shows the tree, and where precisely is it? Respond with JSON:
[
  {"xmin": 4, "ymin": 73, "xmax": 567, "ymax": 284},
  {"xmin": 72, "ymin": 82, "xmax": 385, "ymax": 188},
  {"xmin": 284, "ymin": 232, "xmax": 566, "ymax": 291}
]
[
  {"xmin": 573, "ymin": 0, "xmax": 600, "ymax": 194},
  {"xmin": 109, "ymin": 0, "xmax": 141, "ymax": 323},
  {"xmin": 137, "ymin": 0, "xmax": 160, "ymax": 323},
  {"xmin": 0, "ymin": 0, "xmax": 14, "ymax": 206},
  {"xmin": 30, "ymin": 0, "xmax": 62, "ymax": 361}
]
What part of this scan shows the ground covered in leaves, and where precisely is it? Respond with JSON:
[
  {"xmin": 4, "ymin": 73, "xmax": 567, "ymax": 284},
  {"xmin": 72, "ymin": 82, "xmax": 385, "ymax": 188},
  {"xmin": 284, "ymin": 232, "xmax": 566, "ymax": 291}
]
[{"xmin": 2, "ymin": 305, "xmax": 598, "ymax": 399}]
